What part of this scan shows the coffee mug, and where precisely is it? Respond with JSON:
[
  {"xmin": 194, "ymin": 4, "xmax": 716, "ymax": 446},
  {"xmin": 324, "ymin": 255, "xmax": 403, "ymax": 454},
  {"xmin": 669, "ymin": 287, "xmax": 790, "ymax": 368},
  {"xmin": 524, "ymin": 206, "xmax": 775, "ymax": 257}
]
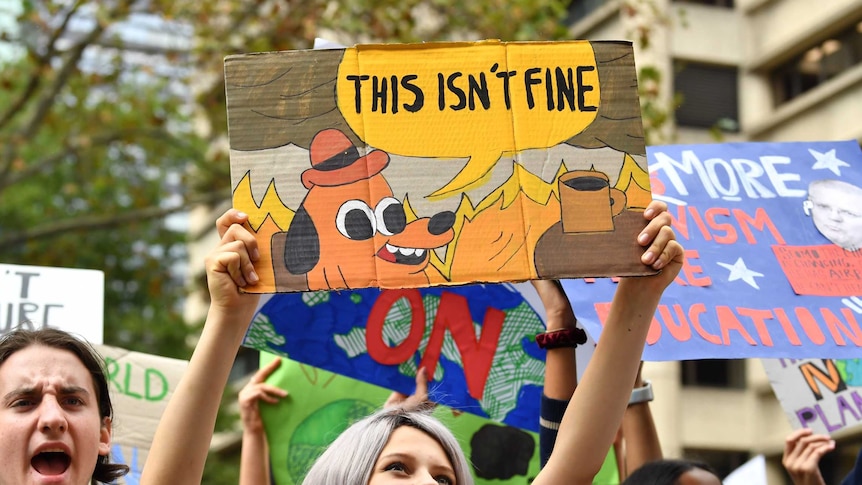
[{"xmin": 558, "ymin": 170, "xmax": 626, "ymax": 233}]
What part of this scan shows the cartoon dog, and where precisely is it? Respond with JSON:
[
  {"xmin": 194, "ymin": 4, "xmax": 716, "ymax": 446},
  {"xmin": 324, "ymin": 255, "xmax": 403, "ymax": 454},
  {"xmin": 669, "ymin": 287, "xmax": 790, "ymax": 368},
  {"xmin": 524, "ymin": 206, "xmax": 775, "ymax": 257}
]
[{"xmin": 277, "ymin": 129, "xmax": 456, "ymax": 290}]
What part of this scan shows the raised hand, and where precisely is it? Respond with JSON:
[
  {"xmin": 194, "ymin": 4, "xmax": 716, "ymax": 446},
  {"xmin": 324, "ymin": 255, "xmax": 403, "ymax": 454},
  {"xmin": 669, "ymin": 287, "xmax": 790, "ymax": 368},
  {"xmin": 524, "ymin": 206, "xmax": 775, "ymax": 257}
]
[
  {"xmin": 384, "ymin": 367, "xmax": 435, "ymax": 411},
  {"xmin": 240, "ymin": 357, "xmax": 288, "ymax": 435},
  {"xmin": 207, "ymin": 209, "xmax": 261, "ymax": 315},
  {"xmin": 782, "ymin": 428, "xmax": 832, "ymax": 485}
]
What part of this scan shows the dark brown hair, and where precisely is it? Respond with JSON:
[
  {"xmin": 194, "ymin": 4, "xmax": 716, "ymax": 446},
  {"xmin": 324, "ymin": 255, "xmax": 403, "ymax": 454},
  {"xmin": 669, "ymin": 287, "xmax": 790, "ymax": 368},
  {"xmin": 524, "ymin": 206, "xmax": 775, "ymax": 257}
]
[
  {"xmin": 622, "ymin": 459, "xmax": 720, "ymax": 485},
  {"xmin": 0, "ymin": 328, "xmax": 130, "ymax": 483}
]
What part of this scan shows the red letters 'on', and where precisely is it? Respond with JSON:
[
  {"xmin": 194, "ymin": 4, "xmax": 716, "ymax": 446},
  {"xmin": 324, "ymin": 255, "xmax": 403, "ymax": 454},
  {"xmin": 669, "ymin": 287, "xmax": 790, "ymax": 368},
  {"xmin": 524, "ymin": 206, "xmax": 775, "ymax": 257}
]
[
  {"xmin": 365, "ymin": 290, "xmax": 504, "ymax": 401},
  {"xmin": 366, "ymin": 289, "xmax": 425, "ymax": 365},
  {"xmin": 419, "ymin": 292, "xmax": 504, "ymax": 400}
]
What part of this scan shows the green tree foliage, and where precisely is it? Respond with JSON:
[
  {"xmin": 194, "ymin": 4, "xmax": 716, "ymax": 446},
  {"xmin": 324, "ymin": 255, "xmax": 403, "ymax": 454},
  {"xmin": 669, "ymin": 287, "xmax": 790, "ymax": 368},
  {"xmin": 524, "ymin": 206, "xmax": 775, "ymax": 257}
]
[
  {"xmin": 0, "ymin": 1, "xmax": 206, "ymax": 357},
  {"xmin": 0, "ymin": 0, "xmax": 575, "ymax": 334},
  {"xmin": 0, "ymin": 1, "xmax": 572, "ymax": 483},
  {"xmin": 0, "ymin": 0, "xmax": 574, "ymax": 346}
]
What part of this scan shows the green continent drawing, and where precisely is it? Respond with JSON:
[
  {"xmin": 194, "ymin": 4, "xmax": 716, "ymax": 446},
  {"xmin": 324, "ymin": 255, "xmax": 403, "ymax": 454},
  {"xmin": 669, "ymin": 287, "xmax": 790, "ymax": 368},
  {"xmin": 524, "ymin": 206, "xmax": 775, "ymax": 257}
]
[
  {"xmin": 835, "ymin": 359, "xmax": 862, "ymax": 386},
  {"xmin": 287, "ymin": 399, "xmax": 378, "ymax": 483},
  {"xmin": 302, "ymin": 291, "xmax": 330, "ymax": 307},
  {"xmin": 246, "ymin": 313, "xmax": 286, "ymax": 351},
  {"xmin": 481, "ymin": 301, "xmax": 545, "ymax": 421}
]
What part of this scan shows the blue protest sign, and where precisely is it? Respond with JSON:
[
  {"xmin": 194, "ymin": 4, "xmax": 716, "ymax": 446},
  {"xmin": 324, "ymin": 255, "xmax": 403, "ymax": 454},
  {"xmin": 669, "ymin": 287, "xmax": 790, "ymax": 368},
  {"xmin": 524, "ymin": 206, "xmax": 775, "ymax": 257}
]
[
  {"xmin": 245, "ymin": 282, "xmax": 599, "ymax": 432},
  {"xmin": 566, "ymin": 140, "xmax": 862, "ymax": 360}
]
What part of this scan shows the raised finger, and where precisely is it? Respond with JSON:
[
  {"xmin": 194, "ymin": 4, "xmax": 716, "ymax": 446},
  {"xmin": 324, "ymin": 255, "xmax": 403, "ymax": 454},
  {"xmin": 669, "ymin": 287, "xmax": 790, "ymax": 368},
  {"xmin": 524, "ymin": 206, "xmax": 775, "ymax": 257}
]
[
  {"xmin": 642, "ymin": 200, "xmax": 668, "ymax": 221},
  {"xmin": 216, "ymin": 208, "xmax": 250, "ymax": 239},
  {"xmin": 258, "ymin": 385, "xmax": 288, "ymax": 404},
  {"xmin": 787, "ymin": 428, "xmax": 813, "ymax": 444},
  {"xmin": 414, "ymin": 367, "xmax": 429, "ymax": 400},
  {"xmin": 806, "ymin": 441, "xmax": 836, "ymax": 463},
  {"xmin": 211, "ymin": 241, "xmax": 255, "ymax": 287},
  {"xmin": 641, "ymin": 225, "xmax": 677, "ymax": 268},
  {"xmin": 645, "ymin": 237, "xmax": 683, "ymax": 273},
  {"xmin": 784, "ymin": 429, "xmax": 812, "ymax": 458},
  {"xmin": 384, "ymin": 391, "xmax": 408, "ymax": 408},
  {"xmin": 258, "ymin": 383, "xmax": 288, "ymax": 397},
  {"xmin": 221, "ymin": 222, "xmax": 260, "ymax": 263},
  {"xmin": 637, "ymin": 209, "xmax": 673, "ymax": 247},
  {"xmin": 797, "ymin": 434, "xmax": 834, "ymax": 452},
  {"xmin": 241, "ymin": 384, "xmax": 286, "ymax": 405},
  {"xmin": 798, "ymin": 439, "xmax": 834, "ymax": 466},
  {"xmin": 251, "ymin": 358, "xmax": 283, "ymax": 384}
]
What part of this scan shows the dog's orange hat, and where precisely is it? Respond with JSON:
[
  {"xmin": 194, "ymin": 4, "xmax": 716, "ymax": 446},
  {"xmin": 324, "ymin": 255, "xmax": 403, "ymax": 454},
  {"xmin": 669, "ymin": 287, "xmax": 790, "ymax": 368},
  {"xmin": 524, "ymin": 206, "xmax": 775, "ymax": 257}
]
[{"xmin": 301, "ymin": 129, "xmax": 390, "ymax": 189}]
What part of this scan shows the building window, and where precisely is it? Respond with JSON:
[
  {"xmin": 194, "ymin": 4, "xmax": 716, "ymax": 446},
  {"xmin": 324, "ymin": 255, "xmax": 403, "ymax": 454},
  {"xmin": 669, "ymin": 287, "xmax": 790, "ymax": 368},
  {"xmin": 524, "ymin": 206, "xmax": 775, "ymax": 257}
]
[
  {"xmin": 674, "ymin": 0, "xmax": 734, "ymax": 7},
  {"xmin": 771, "ymin": 20, "xmax": 862, "ymax": 104},
  {"xmin": 567, "ymin": 0, "xmax": 608, "ymax": 23},
  {"xmin": 683, "ymin": 448, "xmax": 749, "ymax": 478},
  {"xmin": 674, "ymin": 62, "xmax": 739, "ymax": 131},
  {"xmin": 681, "ymin": 359, "xmax": 746, "ymax": 389}
]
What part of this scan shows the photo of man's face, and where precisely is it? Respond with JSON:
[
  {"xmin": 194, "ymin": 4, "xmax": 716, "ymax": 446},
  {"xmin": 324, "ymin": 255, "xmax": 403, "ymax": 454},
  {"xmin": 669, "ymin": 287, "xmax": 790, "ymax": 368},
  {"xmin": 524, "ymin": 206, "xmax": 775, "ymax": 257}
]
[{"xmin": 807, "ymin": 179, "xmax": 862, "ymax": 252}]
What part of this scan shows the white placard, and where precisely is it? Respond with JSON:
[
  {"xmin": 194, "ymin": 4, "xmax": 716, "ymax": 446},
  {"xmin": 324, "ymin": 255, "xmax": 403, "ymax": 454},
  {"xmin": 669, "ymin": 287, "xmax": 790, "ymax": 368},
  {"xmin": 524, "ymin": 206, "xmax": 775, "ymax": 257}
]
[
  {"xmin": 724, "ymin": 454, "xmax": 766, "ymax": 485},
  {"xmin": 95, "ymin": 345, "xmax": 188, "ymax": 483},
  {"xmin": 763, "ymin": 358, "xmax": 862, "ymax": 436},
  {"xmin": 0, "ymin": 263, "xmax": 104, "ymax": 343}
]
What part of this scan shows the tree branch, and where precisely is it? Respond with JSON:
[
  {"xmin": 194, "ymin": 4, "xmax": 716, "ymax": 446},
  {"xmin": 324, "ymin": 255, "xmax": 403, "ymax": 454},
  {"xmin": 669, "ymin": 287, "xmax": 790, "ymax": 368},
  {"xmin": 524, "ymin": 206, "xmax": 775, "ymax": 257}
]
[
  {"xmin": 0, "ymin": 0, "xmax": 83, "ymax": 131},
  {"xmin": 0, "ymin": 124, "xmax": 201, "ymax": 196},
  {"xmin": 19, "ymin": 19, "xmax": 107, "ymax": 140},
  {"xmin": 0, "ymin": 1, "xmax": 89, "ymax": 180},
  {"xmin": 0, "ymin": 192, "xmax": 229, "ymax": 247},
  {"xmin": 0, "ymin": 134, "xmax": 121, "ymax": 193}
]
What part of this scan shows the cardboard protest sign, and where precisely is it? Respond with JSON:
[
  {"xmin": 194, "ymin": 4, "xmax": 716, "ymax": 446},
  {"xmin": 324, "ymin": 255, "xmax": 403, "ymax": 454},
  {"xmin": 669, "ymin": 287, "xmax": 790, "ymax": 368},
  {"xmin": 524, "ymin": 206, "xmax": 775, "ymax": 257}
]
[
  {"xmin": 258, "ymin": 354, "xmax": 619, "ymax": 485},
  {"xmin": 96, "ymin": 345, "xmax": 188, "ymax": 484},
  {"xmin": 763, "ymin": 358, "xmax": 862, "ymax": 436},
  {"xmin": 0, "ymin": 263, "xmax": 104, "ymax": 343},
  {"xmin": 224, "ymin": 40, "xmax": 656, "ymax": 293},
  {"xmin": 563, "ymin": 140, "xmax": 862, "ymax": 360},
  {"xmin": 243, "ymin": 282, "xmax": 596, "ymax": 432}
]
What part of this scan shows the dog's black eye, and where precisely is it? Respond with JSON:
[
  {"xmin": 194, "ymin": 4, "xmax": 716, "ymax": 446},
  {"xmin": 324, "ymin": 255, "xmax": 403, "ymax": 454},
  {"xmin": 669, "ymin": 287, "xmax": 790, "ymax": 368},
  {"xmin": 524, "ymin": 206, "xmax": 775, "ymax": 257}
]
[
  {"xmin": 375, "ymin": 197, "xmax": 406, "ymax": 236},
  {"xmin": 336, "ymin": 200, "xmax": 375, "ymax": 240}
]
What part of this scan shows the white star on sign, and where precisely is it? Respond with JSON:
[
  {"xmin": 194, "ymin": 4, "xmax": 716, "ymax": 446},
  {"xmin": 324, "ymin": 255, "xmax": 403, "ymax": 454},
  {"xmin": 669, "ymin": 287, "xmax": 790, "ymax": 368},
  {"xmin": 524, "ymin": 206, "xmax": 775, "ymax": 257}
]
[
  {"xmin": 809, "ymin": 148, "xmax": 849, "ymax": 176},
  {"xmin": 717, "ymin": 257, "xmax": 765, "ymax": 290}
]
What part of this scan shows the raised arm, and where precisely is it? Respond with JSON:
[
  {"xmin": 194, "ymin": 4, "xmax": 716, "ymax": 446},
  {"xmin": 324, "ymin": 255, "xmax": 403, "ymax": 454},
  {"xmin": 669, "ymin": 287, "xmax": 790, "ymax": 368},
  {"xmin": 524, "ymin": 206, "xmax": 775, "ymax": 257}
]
[
  {"xmin": 620, "ymin": 363, "xmax": 662, "ymax": 478},
  {"xmin": 141, "ymin": 209, "xmax": 262, "ymax": 485},
  {"xmin": 533, "ymin": 201, "xmax": 683, "ymax": 485},
  {"xmin": 531, "ymin": 279, "xmax": 582, "ymax": 468},
  {"xmin": 239, "ymin": 357, "xmax": 288, "ymax": 485}
]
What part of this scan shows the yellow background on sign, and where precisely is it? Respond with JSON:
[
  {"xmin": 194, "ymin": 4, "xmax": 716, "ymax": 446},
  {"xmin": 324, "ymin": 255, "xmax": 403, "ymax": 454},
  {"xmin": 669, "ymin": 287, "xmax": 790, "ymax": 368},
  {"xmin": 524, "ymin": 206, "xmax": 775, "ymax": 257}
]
[{"xmin": 336, "ymin": 41, "xmax": 600, "ymax": 196}]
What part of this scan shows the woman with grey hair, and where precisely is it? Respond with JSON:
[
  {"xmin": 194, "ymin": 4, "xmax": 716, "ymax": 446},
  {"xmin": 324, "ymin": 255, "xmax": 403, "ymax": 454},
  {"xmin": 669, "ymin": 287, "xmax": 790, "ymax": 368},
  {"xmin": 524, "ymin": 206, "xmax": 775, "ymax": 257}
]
[
  {"xmin": 302, "ymin": 407, "xmax": 471, "ymax": 485},
  {"xmin": 142, "ymin": 200, "xmax": 684, "ymax": 485}
]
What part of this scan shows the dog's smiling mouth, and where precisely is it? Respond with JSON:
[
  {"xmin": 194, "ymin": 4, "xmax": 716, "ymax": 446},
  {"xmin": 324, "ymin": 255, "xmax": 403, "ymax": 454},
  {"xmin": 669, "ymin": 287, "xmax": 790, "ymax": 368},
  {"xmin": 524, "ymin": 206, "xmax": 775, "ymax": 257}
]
[
  {"xmin": 32, "ymin": 451, "xmax": 71, "ymax": 476},
  {"xmin": 376, "ymin": 243, "xmax": 427, "ymax": 265}
]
